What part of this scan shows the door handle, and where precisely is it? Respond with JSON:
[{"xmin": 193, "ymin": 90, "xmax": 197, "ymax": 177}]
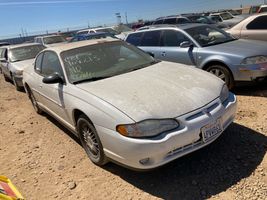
[{"xmin": 161, "ymin": 52, "xmax": 166, "ymax": 57}]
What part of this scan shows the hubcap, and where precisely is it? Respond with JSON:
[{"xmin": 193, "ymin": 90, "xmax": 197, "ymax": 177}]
[
  {"xmin": 81, "ymin": 124, "xmax": 99, "ymax": 157},
  {"xmin": 210, "ymin": 69, "xmax": 226, "ymax": 81}
]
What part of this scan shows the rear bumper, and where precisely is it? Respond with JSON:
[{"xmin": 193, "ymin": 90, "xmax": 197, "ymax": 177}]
[
  {"xmin": 234, "ymin": 63, "xmax": 267, "ymax": 81},
  {"xmin": 96, "ymin": 93, "xmax": 237, "ymax": 170}
]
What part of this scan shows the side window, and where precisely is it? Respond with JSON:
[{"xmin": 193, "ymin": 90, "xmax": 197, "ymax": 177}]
[
  {"xmin": 162, "ymin": 30, "xmax": 190, "ymax": 46},
  {"xmin": 154, "ymin": 19, "xmax": 163, "ymax": 24},
  {"xmin": 89, "ymin": 30, "xmax": 95, "ymax": 33},
  {"xmin": 177, "ymin": 18, "xmax": 191, "ymax": 24},
  {"xmin": 164, "ymin": 18, "xmax": 177, "ymax": 24},
  {"xmin": 35, "ymin": 53, "xmax": 43, "ymax": 72},
  {"xmin": 0, "ymin": 48, "xmax": 5, "ymax": 58},
  {"xmin": 126, "ymin": 32, "xmax": 143, "ymax": 46},
  {"xmin": 247, "ymin": 16, "xmax": 267, "ymax": 30},
  {"xmin": 141, "ymin": 31, "xmax": 161, "ymax": 46},
  {"xmin": 41, "ymin": 52, "xmax": 63, "ymax": 77}
]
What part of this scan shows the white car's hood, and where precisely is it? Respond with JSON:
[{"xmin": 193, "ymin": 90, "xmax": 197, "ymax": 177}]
[
  {"xmin": 12, "ymin": 59, "xmax": 34, "ymax": 71},
  {"xmin": 76, "ymin": 62, "xmax": 224, "ymax": 121}
]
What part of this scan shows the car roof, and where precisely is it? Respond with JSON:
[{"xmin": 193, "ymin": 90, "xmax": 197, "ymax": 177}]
[
  {"xmin": 7, "ymin": 43, "xmax": 43, "ymax": 49},
  {"xmin": 134, "ymin": 23, "xmax": 204, "ymax": 32},
  {"xmin": 45, "ymin": 38, "xmax": 120, "ymax": 53},
  {"xmin": 76, "ymin": 32, "xmax": 108, "ymax": 37}
]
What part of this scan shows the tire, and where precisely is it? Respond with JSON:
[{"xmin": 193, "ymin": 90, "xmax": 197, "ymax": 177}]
[
  {"xmin": 12, "ymin": 76, "xmax": 23, "ymax": 91},
  {"xmin": 206, "ymin": 65, "xmax": 234, "ymax": 89},
  {"xmin": 77, "ymin": 115, "xmax": 108, "ymax": 166},
  {"xmin": 27, "ymin": 87, "xmax": 43, "ymax": 114},
  {"xmin": 3, "ymin": 74, "xmax": 9, "ymax": 82}
]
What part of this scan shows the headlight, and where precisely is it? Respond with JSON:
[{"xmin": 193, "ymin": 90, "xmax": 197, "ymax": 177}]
[
  {"xmin": 241, "ymin": 56, "xmax": 267, "ymax": 65},
  {"xmin": 15, "ymin": 69, "xmax": 23, "ymax": 75},
  {"xmin": 220, "ymin": 84, "xmax": 229, "ymax": 103},
  {"xmin": 116, "ymin": 119, "xmax": 179, "ymax": 138}
]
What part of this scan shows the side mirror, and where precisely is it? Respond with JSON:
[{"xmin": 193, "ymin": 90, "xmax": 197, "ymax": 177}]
[
  {"xmin": 0, "ymin": 58, "xmax": 7, "ymax": 63},
  {"xmin": 43, "ymin": 73, "xmax": 63, "ymax": 84},
  {"xmin": 180, "ymin": 41, "xmax": 193, "ymax": 48}
]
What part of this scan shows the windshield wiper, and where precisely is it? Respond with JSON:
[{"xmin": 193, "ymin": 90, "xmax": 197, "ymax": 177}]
[
  {"xmin": 12, "ymin": 59, "xmax": 23, "ymax": 62},
  {"xmin": 72, "ymin": 76, "xmax": 111, "ymax": 84}
]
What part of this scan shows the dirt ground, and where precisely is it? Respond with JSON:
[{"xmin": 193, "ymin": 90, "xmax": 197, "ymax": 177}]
[{"xmin": 0, "ymin": 75, "xmax": 266, "ymax": 200}]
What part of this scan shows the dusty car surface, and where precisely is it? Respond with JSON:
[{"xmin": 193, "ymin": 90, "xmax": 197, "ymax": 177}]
[
  {"xmin": 34, "ymin": 35, "xmax": 67, "ymax": 47},
  {"xmin": 0, "ymin": 43, "xmax": 45, "ymax": 90},
  {"xmin": 23, "ymin": 38, "xmax": 237, "ymax": 170},
  {"xmin": 125, "ymin": 24, "xmax": 267, "ymax": 89},
  {"xmin": 227, "ymin": 13, "xmax": 267, "ymax": 42}
]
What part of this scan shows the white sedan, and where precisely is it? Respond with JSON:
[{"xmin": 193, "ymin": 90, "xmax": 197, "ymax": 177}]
[{"xmin": 23, "ymin": 38, "xmax": 237, "ymax": 170}]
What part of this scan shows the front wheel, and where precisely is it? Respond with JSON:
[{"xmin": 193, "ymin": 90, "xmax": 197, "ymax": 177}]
[
  {"xmin": 27, "ymin": 88, "xmax": 43, "ymax": 114},
  {"xmin": 206, "ymin": 65, "xmax": 234, "ymax": 89},
  {"xmin": 77, "ymin": 115, "xmax": 108, "ymax": 166}
]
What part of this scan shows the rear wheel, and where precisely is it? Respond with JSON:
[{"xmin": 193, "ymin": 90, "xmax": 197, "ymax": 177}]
[
  {"xmin": 206, "ymin": 65, "xmax": 234, "ymax": 89},
  {"xmin": 27, "ymin": 87, "xmax": 42, "ymax": 114},
  {"xmin": 77, "ymin": 115, "xmax": 108, "ymax": 166}
]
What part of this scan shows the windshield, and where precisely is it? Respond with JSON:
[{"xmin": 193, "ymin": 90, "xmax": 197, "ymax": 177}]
[
  {"xmin": 61, "ymin": 41, "xmax": 155, "ymax": 83},
  {"xmin": 43, "ymin": 36, "xmax": 66, "ymax": 44},
  {"xmin": 10, "ymin": 45, "xmax": 45, "ymax": 62},
  {"xmin": 220, "ymin": 12, "xmax": 233, "ymax": 20},
  {"xmin": 186, "ymin": 25, "xmax": 235, "ymax": 47},
  {"xmin": 96, "ymin": 28, "xmax": 120, "ymax": 35}
]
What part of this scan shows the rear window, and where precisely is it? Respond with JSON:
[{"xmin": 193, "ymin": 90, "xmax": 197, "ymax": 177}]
[
  {"xmin": 141, "ymin": 31, "xmax": 161, "ymax": 46},
  {"xmin": 259, "ymin": 7, "xmax": 267, "ymax": 13},
  {"xmin": 126, "ymin": 32, "xmax": 143, "ymax": 46},
  {"xmin": 247, "ymin": 16, "xmax": 267, "ymax": 29}
]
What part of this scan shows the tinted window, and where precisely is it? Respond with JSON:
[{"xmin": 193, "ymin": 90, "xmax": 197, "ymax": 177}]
[
  {"xmin": 177, "ymin": 18, "xmax": 191, "ymax": 24},
  {"xmin": 162, "ymin": 30, "xmax": 190, "ymax": 46},
  {"xmin": 247, "ymin": 16, "xmax": 267, "ymax": 30},
  {"xmin": 141, "ymin": 31, "xmax": 161, "ymax": 46},
  {"xmin": 126, "ymin": 32, "xmax": 143, "ymax": 46},
  {"xmin": 35, "ymin": 53, "xmax": 43, "ymax": 72},
  {"xmin": 259, "ymin": 7, "xmax": 267, "ymax": 13},
  {"xmin": 154, "ymin": 19, "xmax": 163, "ymax": 24},
  {"xmin": 41, "ymin": 52, "xmax": 63, "ymax": 76},
  {"xmin": 164, "ymin": 18, "xmax": 177, "ymax": 24}
]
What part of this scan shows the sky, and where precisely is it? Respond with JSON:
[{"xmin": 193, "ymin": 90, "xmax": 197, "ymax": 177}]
[{"xmin": 0, "ymin": 0, "xmax": 265, "ymax": 37}]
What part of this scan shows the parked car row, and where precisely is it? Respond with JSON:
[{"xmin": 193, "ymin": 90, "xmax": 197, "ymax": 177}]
[{"xmin": 0, "ymin": 35, "xmax": 238, "ymax": 170}]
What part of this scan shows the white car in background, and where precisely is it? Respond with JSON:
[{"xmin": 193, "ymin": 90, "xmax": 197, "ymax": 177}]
[
  {"xmin": 34, "ymin": 35, "xmax": 67, "ymax": 47},
  {"xmin": 210, "ymin": 12, "xmax": 244, "ymax": 27},
  {"xmin": 23, "ymin": 38, "xmax": 237, "ymax": 170},
  {"xmin": 77, "ymin": 25, "xmax": 133, "ymax": 40},
  {"xmin": 0, "ymin": 43, "xmax": 45, "ymax": 91}
]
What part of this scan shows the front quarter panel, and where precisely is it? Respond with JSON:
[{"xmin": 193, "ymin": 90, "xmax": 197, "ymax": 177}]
[{"xmin": 197, "ymin": 49, "xmax": 244, "ymax": 80}]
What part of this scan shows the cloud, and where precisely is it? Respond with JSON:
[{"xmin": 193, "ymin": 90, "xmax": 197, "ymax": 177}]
[{"xmin": 0, "ymin": 0, "xmax": 116, "ymax": 6}]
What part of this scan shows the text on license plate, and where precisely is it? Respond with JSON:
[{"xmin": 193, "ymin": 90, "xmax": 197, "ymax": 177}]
[{"xmin": 201, "ymin": 118, "xmax": 223, "ymax": 142}]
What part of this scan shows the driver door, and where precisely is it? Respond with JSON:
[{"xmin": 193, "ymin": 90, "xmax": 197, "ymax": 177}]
[{"xmin": 37, "ymin": 51, "xmax": 70, "ymax": 123}]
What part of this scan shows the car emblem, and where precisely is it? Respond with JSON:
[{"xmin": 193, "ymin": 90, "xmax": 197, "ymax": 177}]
[{"xmin": 203, "ymin": 109, "xmax": 212, "ymax": 117}]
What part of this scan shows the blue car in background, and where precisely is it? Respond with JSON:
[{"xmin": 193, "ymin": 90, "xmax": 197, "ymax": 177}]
[{"xmin": 69, "ymin": 32, "xmax": 117, "ymax": 42}]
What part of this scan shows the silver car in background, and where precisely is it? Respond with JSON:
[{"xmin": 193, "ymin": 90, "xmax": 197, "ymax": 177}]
[
  {"xmin": 0, "ymin": 43, "xmax": 45, "ymax": 90},
  {"xmin": 34, "ymin": 35, "xmax": 67, "ymax": 47},
  {"xmin": 125, "ymin": 24, "xmax": 267, "ymax": 89},
  {"xmin": 23, "ymin": 38, "xmax": 236, "ymax": 170},
  {"xmin": 227, "ymin": 13, "xmax": 267, "ymax": 41}
]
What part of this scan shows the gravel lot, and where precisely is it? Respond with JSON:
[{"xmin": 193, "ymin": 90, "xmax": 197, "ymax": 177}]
[{"xmin": 0, "ymin": 75, "xmax": 266, "ymax": 200}]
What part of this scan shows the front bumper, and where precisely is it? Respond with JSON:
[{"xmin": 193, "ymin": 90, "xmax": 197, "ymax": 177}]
[
  {"xmin": 13, "ymin": 75, "xmax": 23, "ymax": 87},
  {"xmin": 235, "ymin": 63, "xmax": 267, "ymax": 81},
  {"xmin": 96, "ymin": 93, "xmax": 237, "ymax": 170}
]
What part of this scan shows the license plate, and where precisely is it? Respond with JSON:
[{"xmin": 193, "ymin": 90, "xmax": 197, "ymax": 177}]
[{"xmin": 201, "ymin": 118, "xmax": 222, "ymax": 142}]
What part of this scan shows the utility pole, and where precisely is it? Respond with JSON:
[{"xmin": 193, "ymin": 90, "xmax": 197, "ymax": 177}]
[{"xmin": 125, "ymin": 12, "xmax": 128, "ymax": 25}]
